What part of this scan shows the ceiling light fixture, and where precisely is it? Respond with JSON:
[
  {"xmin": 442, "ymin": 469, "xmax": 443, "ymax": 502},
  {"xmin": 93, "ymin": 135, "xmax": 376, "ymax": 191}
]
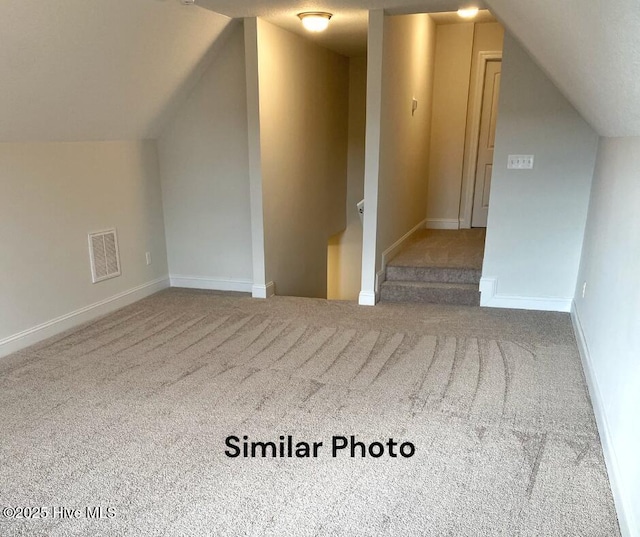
[
  {"xmin": 457, "ymin": 7, "xmax": 479, "ymax": 19},
  {"xmin": 298, "ymin": 12, "xmax": 333, "ymax": 32}
]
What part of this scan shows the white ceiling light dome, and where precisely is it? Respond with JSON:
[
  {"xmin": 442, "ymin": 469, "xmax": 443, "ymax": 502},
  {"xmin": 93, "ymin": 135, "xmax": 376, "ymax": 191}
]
[
  {"xmin": 298, "ymin": 12, "xmax": 333, "ymax": 32},
  {"xmin": 457, "ymin": 7, "xmax": 479, "ymax": 19}
]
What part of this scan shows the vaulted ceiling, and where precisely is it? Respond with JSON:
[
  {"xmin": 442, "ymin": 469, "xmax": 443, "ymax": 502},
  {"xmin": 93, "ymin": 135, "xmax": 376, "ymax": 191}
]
[
  {"xmin": 0, "ymin": 0, "xmax": 231, "ymax": 141},
  {"xmin": 2, "ymin": 0, "xmax": 639, "ymax": 141},
  {"xmin": 485, "ymin": 0, "xmax": 640, "ymax": 137}
]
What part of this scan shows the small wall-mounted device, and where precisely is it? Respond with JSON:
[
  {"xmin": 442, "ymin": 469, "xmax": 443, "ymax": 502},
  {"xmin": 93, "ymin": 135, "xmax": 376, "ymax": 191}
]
[
  {"xmin": 412, "ymin": 98, "xmax": 418, "ymax": 117},
  {"xmin": 357, "ymin": 199, "xmax": 365, "ymax": 223},
  {"xmin": 88, "ymin": 229, "xmax": 121, "ymax": 283},
  {"xmin": 507, "ymin": 154, "xmax": 534, "ymax": 169}
]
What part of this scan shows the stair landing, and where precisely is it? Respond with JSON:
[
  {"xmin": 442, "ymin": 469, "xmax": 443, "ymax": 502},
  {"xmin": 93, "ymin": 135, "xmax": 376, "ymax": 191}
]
[{"xmin": 380, "ymin": 229, "xmax": 485, "ymax": 306}]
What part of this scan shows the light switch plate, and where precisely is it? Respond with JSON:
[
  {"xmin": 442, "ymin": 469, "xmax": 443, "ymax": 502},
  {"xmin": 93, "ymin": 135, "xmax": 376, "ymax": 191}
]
[{"xmin": 507, "ymin": 154, "xmax": 534, "ymax": 169}]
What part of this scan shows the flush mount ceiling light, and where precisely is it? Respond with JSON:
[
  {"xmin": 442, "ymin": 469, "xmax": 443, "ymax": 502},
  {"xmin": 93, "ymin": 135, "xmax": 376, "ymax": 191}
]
[
  {"xmin": 457, "ymin": 7, "xmax": 479, "ymax": 19},
  {"xmin": 298, "ymin": 12, "xmax": 333, "ymax": 32}
]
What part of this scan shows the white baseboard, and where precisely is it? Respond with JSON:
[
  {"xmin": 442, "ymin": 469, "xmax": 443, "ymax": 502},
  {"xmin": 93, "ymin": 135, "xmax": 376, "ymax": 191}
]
[
  {"xmin": 381, "ymin": 218, "xmax": 426, "ymax": 269},
  {"xmin": 479, "ymin": 277, "xmax": 572, "ymax": 312},
  {"xmin": 375, "ymin": 268, "xmax": 385, "ymax": 295},
  {"xmin": 571, "ymin": 303, "xmax": 635, "ymax": 537},
  {"xmin": 358, "ymin": 290, "xmax": 377, "ymax": 306},
  {"xmin": 426, "ymin": 218, "xmax": 460, "ymax": 230},
  {"xmin": 252, "ymin": 281, "xmax": 275, "ymax": 299},
  {"xmin": 170, "ymin": 275, "xmax": 252, "ymax": 293},
  {"xmin": 0, "ymin": 276, "xmax": 170, "ymax": 359},
  {"xmin": 364, "ymin": 218, "xmax": 426, "ymax": 305},
  {"xmin": 358, "ymin": 218, "xmax": 425, "ymax": 307}
]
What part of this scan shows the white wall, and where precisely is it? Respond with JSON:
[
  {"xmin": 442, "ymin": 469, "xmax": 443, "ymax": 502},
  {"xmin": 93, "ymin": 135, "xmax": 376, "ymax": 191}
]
[
  {"xmin": 426, "ymin": 22, "xmax": 474, "ymax": 226},
  {"xmin": 0, "ymin": 141, "xmax": 169, "ymax": 357},
  {"xmin": 480, "ymin": 33, "xmax": 599, "ymax": 311},
  {"xmin": 359, "ymin": 10, "xmax": 385, "ymax": 306},
  {"xmin": 158, "ymin": 23, "xmax": 253, "ymax": 292},
  {"xmin": 572, "ymin": 136, "xmax": 640, "ymax": 537},
  {"xmin": 255, "ymin": 19, "xmax": 349, "ymax": 298},
  {"xmin": 328, "ymin": 56, "xmax": 367, "ymax": 301},
  {"xmin": 360, "ymin": 12, "xmax": 436, "ymax": 305}
]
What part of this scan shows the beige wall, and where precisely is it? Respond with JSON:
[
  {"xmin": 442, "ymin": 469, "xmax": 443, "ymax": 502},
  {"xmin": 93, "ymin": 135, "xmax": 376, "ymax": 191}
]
[
  {"xmin": 158, "ymin": 23, "xmax": 253, "ymax": 290},
  {"xmin": 0, "ymin": 141, "xmax": 168, "ymax": 355},
  {"xmin": 328, "ymin": 57, "xmax": 367, "ymax": 301},
  {"xmin": 256, "ymin": 19, "xmax": 349, "ymax": 298},
  {"xmin": 426, "ymin": 22, "xmax": 474, "ymax": 225},
  {"xmin": 375, "ymin": 13, "xmax": 437, "ymax": 272},
  {"xmin": 426, "ymin": 21, "xmax": 504, "ymax": 226}
]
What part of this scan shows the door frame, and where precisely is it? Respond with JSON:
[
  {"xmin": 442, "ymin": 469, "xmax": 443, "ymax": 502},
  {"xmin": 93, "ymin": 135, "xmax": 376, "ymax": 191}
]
[{"xmin": 460, "ymin": 50, "xmax": 502, "ymax": 229}]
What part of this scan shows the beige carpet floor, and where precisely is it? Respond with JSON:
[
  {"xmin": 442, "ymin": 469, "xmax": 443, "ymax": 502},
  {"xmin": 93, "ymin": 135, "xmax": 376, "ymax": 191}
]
[
  {"xmin": 389, "ymin": 229, "xmax": 486, "ymax": 269},
  {"xmin": 0, "ymin": 289, "xmax": 619, "ymax": 536}
]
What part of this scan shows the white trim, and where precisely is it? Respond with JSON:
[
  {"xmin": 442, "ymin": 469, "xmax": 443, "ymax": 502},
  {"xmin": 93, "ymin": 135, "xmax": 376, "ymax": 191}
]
[
  {"xmin": 170, "ymin": 275, "xmax": 252, "ymax": 293},
  {"xmin": 460, "ymin": 51, "xmax": 502, "ymax": 230},
  {"xmin": 360, "ymin": 218, "xmax": 426, "ymax": 306},
  {"xmin": 381, "ymin": 218, "xmax": 426, "ymax": 269},
  {"xmin": 0, "ymin": 276, "xmax": 170, "ymax": 359},
  {"xmin": 252, "ymin": 281, "xmax": 275, "ymax": 299},
  {"xmin": 479, "ymin": 276, "xmax": 498, "ymax": 297},
  {"xmin": 571, "ymin": 303, "xmax": 635, "ymax": 537},
  {"xmin": 359, "ymin": 10, "xmax": 385, "ymax": 308},
  {"xmin": 426, "ymin": 218, "xmax": 460, "ymax": 230},
  {"xmin": 375, "ymin": 268, "xmax": 386, "ymax": 295},
  {"xmin": 479, "ymin": 277, "xmax": 571, "ymax": 312},
  {"xmin": 244, "ymin": 18, "xmax": 269, "ymax": 296},
  {"xmin": 358, "ymin": 291, "xmax": 377, "ymax": 306}
]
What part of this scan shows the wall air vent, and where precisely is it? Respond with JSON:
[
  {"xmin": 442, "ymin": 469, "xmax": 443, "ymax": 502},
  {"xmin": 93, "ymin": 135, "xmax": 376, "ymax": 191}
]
[{"xmin": 88, "ymin": 229, "xmax": 121, "ymax": 283}]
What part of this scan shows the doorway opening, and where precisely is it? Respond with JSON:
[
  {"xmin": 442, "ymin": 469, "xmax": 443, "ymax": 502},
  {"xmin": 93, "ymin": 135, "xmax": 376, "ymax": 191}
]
[
  {"xmin": 378, "ymin": 10, "xmax": 504, "ymax": 306},
  {"xmin": 426, "ymin": 11, "xmax": 504, "ymax": 230}
]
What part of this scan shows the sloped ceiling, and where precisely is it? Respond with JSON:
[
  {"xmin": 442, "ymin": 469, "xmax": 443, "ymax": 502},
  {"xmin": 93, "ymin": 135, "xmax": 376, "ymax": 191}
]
[
  {"xmin": 3, "ymin": 0, "xmax": 638, "ymax": 140},
  {"xmin": 0, "ymin": 0, "xmax": 231, "ymax": 141},
  {"xmin": 203, "ymin": 0, "xmax": 640, "ymax": 136},
  {"xmin": 485, "ymin": 0, "xmax": 640, "ymax": 137}
]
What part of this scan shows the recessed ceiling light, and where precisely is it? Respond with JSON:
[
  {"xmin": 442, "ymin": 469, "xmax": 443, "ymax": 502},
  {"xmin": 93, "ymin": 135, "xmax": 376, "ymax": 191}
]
[
  {"xmin": 457, "ymin": 7, "xmax": 479, "ymax": 19},
  {"xmin": 298, "ymin": 12, "xmax": 333, "ymax": 33}
]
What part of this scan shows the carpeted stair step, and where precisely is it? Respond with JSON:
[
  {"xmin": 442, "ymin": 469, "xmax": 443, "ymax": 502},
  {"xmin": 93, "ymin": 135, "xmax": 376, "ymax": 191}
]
[
  {"xmin": 386, "ymin": 265, "xmax": 481, "ymax": 285},
  {"xmin": 380, "ymin": 280, "xmax": 480, "ymax": 306}
]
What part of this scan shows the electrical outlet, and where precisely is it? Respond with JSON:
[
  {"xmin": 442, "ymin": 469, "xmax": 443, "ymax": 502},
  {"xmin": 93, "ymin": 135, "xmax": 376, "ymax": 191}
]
[
  {"xmin": 507, "ymin": 155, "xmax": 534, "ymax": 169},
  {"xmin": 582, "ymin": 281, "xmax": 587, "ymax": 298},
  {"xmin": 145, "ymin": 252, "xmax": 152, "ymax": 266}
]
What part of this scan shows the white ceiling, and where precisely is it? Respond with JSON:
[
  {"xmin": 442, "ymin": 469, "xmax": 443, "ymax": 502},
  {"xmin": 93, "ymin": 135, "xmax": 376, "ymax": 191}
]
[
  {"xmin": 2, "ymin": 0, "xmax": 639, "ymax": 140},
  {"xmin": 0, "ymin": 0, "xmax": 231, "ymax": 141},
  {"xmin": 485, "ymin": 0, "xmax": 640, "ymax": 137},
  {"xmin": 200, "ymin": 0, "xmax": 640, "ymax": 137},
  {"xmin": 430, "ymin": 9, "xmax": 495, "ymax": 25},
  {"xmin": 196, "ymin": 0, "xmax": 484, "ymax": 57}
]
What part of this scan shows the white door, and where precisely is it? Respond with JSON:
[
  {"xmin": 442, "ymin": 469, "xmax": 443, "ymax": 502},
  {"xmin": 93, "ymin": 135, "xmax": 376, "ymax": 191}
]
[{"xmin": 471, "ymin": 60, "xmax": 501, "ymax": 228}]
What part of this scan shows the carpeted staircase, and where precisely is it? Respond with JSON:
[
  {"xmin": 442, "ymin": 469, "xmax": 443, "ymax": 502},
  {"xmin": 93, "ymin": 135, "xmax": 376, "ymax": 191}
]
[
  {"xmin": 380, "ymin": 264, "xmax": 481, "ymax": 305},
  {"xmin": 379, "ymin": 229, "xmax": 485, "ymax": 306}
]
